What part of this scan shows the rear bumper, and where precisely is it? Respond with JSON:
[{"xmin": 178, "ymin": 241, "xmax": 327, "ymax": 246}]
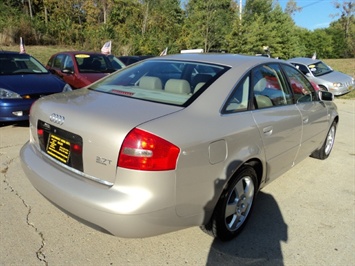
[{"xmin": 20, "ymin": 141, "xmax": 197, "ymax": 238}]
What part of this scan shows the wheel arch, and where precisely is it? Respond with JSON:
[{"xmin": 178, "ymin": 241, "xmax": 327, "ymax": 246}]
[
  {"xmin": 224, "ymin": 158, "xmax": 264, "ymax": 193},
  {"xmin": 318, "ymin": 84, "xmax": 328, "ymax": 91}
]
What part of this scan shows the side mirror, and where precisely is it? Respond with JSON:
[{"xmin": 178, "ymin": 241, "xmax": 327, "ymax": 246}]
[
  {"xmin": 305, "ymin": 73, "xmax": 311, "ymax": 77},
  {"xmin": 62, "ymin": 68, "xmax": 74, "ymax": 74},
  {"xmin": 318, "ymin": 90, "xmax": 334, "ymax": 101}
]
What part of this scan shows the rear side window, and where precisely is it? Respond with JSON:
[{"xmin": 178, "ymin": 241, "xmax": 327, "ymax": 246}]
[
  {"xmin": 90, "ymin": 60, "xmax": 229, "ymax": 106},
  {"xmin": 252, "ymin": 64, "xmax": 292, "ymax": 109},
  {"xmin": 223, "ymin": 76, "xmax": 250, "ymax": 113}
]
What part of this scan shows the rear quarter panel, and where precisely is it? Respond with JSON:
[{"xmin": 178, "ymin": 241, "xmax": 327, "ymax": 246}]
[{"xmin": 140, "ymin": 107, "xmax": 264, "ymax": 219}]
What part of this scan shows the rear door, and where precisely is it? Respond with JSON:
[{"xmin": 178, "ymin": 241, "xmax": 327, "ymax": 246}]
[{"xmin": 251, "ymin": 64, "xmax": 303, "ymax": 182}]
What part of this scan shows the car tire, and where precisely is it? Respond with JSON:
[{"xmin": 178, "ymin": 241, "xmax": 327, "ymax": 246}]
[
  {"xmin": 311, "ymin": 121, "xmax": 337, "ymax": 160},
  {"xmin": 202, "ymin": 166, "xmax": 258, "ymax": 241}
]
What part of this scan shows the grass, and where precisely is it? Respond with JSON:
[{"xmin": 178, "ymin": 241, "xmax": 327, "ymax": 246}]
[
  {"xmin": 323, "ymin": 59, "xmax": 355, "ymax": 99},
  {"xmin": 2, "ymin": 45, "xmax": 355, "ymax": 99},
  {"xmin": 2, "ymin": 45, "xmax": 76, "ymax": 65}
]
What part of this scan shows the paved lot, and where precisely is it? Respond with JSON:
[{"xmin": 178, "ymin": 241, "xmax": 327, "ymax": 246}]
[{"xmin": 0, "ymin": 99, "xmax": 354, "ymax": 266}]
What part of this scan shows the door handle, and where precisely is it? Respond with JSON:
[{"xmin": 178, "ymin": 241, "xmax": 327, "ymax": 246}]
[
  {"xmin": 263, "ymin": 126, "xmax": 273, "ymax": 136},
  {"xmin": 303, "ymin": 116, "xmax": 309, "ymax": 124}
]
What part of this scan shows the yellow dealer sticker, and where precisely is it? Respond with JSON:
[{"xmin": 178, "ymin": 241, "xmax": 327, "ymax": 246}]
[
  {"xmin": 75, "ymin": 54, "xmax": 90, "ymax": 58},
  {"xmin": 46, "ymin": 134, "xmax": 71, "ymax": 164}
]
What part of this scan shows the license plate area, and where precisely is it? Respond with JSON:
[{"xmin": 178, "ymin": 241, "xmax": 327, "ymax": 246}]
[
  {"xmin": 37, "ymin": 120, "xmax": 83, "ymax": 171},
  {"xmin": 46, "ymin": 134, "xmax": 71, "ymax": 164}
]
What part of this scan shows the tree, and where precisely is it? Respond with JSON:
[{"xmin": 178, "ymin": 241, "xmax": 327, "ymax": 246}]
[
  {"xmin": 183, "ymin": 0, "xmax": 234, "ymax": 52},
  {"xmin": 239, "ymin": 0, "xmax": 276, "ymax": 55},
  {"xmin": 243, "ymin": 0, "xmax": 273, "ymax": 22},
  {"xmin": 268, "ymin": 4, "xmax": 300, "ymax": 59},
  {"xmin": 333, "ymin": 0, "xmax": 355, "ymax": 57},
  {"xmin": 284, "ymin": 0, "xmax": 302, "ymax": 16}
]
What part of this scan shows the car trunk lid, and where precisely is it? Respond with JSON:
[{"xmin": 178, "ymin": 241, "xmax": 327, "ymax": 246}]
[{"xmin": 31, "ymin": 88, "xmax": 181, "ymax": 185}]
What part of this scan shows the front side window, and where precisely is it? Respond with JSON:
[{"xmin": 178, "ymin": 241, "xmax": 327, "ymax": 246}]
[
  {"xmin": 292, "ymin": 64, "xmax": 310, "ymax": 75},
  {"xmin": 90, "ymin": 60, "xmax": 229, "ymax": 106},
  {"xmin": 63, "ymin": 56, "xmax": 74, "ymax": 71},
  {"xmin": 282, "ymin": 65, "xmax": 317, "ymax": 103},
  {"xmin": 53, "ymin": 54, "xmax": 65, "ymax": 68}
]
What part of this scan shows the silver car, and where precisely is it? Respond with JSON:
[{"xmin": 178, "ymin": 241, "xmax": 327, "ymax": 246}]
[
  {"xmin": 287, "ymin": 57, "xmax": 355, "ymax": 96},
  {"xmin": 20, "ymin": 54, "xmax": 338, "ymax": 241}
]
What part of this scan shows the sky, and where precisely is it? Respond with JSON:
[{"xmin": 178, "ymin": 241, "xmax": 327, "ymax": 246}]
[
  {"xmin": 277, "ymin": 0, "xmax": 341, "ymax": 30},
  {"xmin": 182, "ymin": 0, "xmax": 341, "ymax": 31}
]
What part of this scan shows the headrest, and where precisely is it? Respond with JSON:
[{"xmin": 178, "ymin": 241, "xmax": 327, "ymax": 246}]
[
  {"xmin": 165, "ymin": 79, "xmax": 190, "ymax": 94},
  {"xmin": 139, "ymin": 76, "xmax": 163, "ymax": 90},
  {"xmin": 254, "ymin": 78, "xmax": 266, "ymax": 92}
]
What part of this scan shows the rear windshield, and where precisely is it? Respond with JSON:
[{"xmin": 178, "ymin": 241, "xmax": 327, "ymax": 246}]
[
  {"xmin": 90, "ymin": 60, "xmax": 229, "ymax": 106},
  {"xmin": 0, "ymin": 54, "xmax": 48, "ymax": 75}
]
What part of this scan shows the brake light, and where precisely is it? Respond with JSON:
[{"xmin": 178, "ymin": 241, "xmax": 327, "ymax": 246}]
[
  {"xmin": 37, "ymin": 128, "xmax": 44, "ymax": 137},
  {"xmin": 71, "ymin": 143, "xmax": 82, "ymax": 154},
  {"xmin": 118, "ymin": 128, "xmax": 180, "ymax": 171}
]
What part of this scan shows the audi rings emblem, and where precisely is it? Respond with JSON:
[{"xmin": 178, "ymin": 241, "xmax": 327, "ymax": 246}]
[{"xmin": 50, "ymin": 113, "xmax": 65, "ymax": 125}]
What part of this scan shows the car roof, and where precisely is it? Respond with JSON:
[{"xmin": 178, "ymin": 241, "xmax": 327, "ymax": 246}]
[
  {"xmin": 287, "ymin": 57, "xmax": 321, "ymax": 65},
  {"xmin": 0, "ymin": 50, "xmax": 28, "ymax": 55},
  {"xmin": 118, "ymin": 55, "xmax": 154, "ymax": 59},
  {"xmin": 51, "ymin": 51, "xmax": 111, "ymax": 56},
  {"xmin": 148, "ymin": 53, "xmax": 283, "ymax": 68}
]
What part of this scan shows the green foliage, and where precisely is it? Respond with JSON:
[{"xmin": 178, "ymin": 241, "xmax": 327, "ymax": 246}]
[
  {"xmin": 182, "ymin": 0, "xmax": 234, "ymax": 52},
  {"xmin": 0, "ymin": 0, "xmax": 354, "ymax": 58}
]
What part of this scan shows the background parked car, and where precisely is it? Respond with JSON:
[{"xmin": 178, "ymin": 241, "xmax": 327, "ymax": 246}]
[
  {"xmin": 21, "ymin": 54, "xmax": 338, "ymax": 242},
  {"xmin": 46, "ymin": 51, "xmax": 126, "ymax": 89},
  {"xmin": 117, "ymin": 55, "xmax": 154, "ymax": 65},
  {"xmin": 287, "ymin": 57, "xmax": 355, "ymax": 96},
  {"xmin": 0, "ymin": 51, "xmax": 72, "ymax": 122}
]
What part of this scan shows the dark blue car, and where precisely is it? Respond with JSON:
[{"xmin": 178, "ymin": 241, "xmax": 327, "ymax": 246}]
[{"xmin": 0, "ymin": 51, "xmax": 72, "ymax": 122}]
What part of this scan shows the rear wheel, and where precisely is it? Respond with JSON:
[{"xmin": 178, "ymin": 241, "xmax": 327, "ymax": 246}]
[
  {"xmin": 203, "ymin": 166, "xmax": 258, "ymax": 241},
  {"xmin": 311, "ymin": 121, "xmax": 337, "ymax": 160}
]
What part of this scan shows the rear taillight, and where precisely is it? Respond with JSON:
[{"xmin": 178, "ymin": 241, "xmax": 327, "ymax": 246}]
[{"xmin": 118, "ymin": 128, "xmax": 180, "ymax": 171}]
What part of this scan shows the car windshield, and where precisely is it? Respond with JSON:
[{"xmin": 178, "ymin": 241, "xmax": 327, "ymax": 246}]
[
  {"xmin": 0, "ymin": 54, "xmax": 48, "ymax": 75},
  {"xmin": 90, "ymin": 59, "xmax": 229, "ymax": 106},
  {"xmin": 75, "ymin": 54, "xmax": 124, "ymax": 73},
  {"xmin": 308, "ymin": 61, "xmax": 333, "ymax": 77}
]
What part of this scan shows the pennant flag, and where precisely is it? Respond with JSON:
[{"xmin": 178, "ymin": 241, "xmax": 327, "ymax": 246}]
[
  {"xmin": 160, "ymin": 47, "xmax": 168, "ymax": 56},
  {"xmin": 20, "ymin": 37, "xmax": 26, "ymax": 54},
  {"xmin": 101, "ymin": 40, "xmax": 112, "ymax": 55},
  {"xmin": 312, "ymin": 52, "xmax": 316, "ymax": 60}
]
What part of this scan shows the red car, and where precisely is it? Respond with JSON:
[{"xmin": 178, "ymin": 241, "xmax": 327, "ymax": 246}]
[{"xmin": 46, "ymin": 51, "xmax": 125, "ymax": 89}]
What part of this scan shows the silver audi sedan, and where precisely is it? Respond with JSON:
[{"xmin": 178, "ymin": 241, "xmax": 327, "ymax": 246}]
[
  {"xmin": 21, "ymin": 54, "xmax": 338, "ymax": 241},
  {"xmin": 287, "ymin": 57, "xmax": 355, "ymax": 96}
]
